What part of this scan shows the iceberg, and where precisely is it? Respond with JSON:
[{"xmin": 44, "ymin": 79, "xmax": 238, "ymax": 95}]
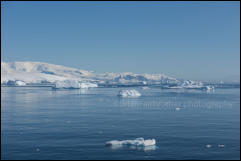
[
  {"xmin": 142, "ymin": 86, "xmax": 149, "ymax": 90},
  {"xmin": 15, "ymin": 80, "xmax": 26, "ymax": 86},
  {"xmin": 80, "ymin": 82, "xmax": 98, "ymax": 88},
  {"xmin": 53, "ymin": 80, "xmax": 98, "ymax": 89},
  {"xmin": 205, "ymin": 85, "xmax": 215, "ymax": 91},
  {"xmin": 169, "ymin": 80, "xmax": 215, "ymax": 90},
  {"xmin": 105, "ymin": 138, "xmax": 156, "ymax": 147},
  {"xmin": 118, "ymin": 89, "xmax": 141, "ymax": 97},
  {"xmin": 6, "ymin": 80, "xmax": 26, "ymax": 86},
  {"xmin": 206, "ymin": 144, "xmax": 212, "ymax": 148},
  {"xmin": 53, "ymin": 80, "xmax": 81, "ymax": 89},
  {"xmin": 177, "ymin": 80, "xmax": 204, "ymax": 89},
  {"xmin": 218, "ymin": 144, "xmax": 225, "ymax": 148}
]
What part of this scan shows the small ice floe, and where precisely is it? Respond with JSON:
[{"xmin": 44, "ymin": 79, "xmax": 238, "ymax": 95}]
[
  {"xmin": 117, "ymin": 89, "xmax": 141, "ymax": 97},
  {"xmin": 142, "ymin": 81, "xmax": 147, "ymax": 85},
  {"xmin": 142, "ymin": 86, "xmax": 149, "ymax": 90},
  {"xmin": 175, "ymin": 107, "xmax": 181, "ymax": 111},
  {"xmin": 218, "ymin": 144, "xmax": 225, "ymax": 148},
  {"xmin": 206, "ymin": 86, "xmax": 215, "ymax": 90},
  {"xmin": 206, "ymin": 144, "xmax": 212, "ymax": 148},
  {"xmin": 105, "ymin": 138, "xmax": 156, "ymax": 148}
]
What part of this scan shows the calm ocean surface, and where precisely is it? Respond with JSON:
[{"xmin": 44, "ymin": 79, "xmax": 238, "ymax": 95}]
[{"xmin": 1, "ymin": 86, "xmax": 240, "ymax": 160}]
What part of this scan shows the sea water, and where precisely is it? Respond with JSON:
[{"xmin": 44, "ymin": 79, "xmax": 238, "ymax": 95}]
[{"xmin": 1, "ymin": 86, "xmax": 240, "ymax": 160}]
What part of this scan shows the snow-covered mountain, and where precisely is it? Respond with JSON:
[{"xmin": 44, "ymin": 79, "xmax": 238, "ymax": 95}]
[
  {"xmin": 1, "ymin": 62, "xmax": 180, "ymax": 86},
  {"xmin": 1, "ymin": 62, "xmax": 95, "ymax": 84},
  {"xmin": 2, "ymin": 61, "xmax": 216, "ymax": 91}
]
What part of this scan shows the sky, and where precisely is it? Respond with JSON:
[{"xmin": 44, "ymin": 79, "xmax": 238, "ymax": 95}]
[{"xmin": 1, "ymin": 1, "xmax": 240, "ymax": 81}]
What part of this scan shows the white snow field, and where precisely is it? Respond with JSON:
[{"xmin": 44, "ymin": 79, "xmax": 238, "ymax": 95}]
[
  {"xmin": 117, "ymin": 89, "xmax": 141, "ymax": 97},
  {"xmin": 105, "ymin": 138, "xmax": 156, "ymax": 147},
  {"xmin": 1, "ymin": 61, "xmax": 215, "ymax": 90}
]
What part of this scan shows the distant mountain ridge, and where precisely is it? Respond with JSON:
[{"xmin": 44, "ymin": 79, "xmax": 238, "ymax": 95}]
[{"xmin": 1, "ymin": 61, "xmax": 179, "ymax": 85}]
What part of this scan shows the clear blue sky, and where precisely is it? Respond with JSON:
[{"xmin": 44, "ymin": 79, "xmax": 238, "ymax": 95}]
[{"xmin": 1, "ymin": 1, "xmax": 240, "ymax": 81}]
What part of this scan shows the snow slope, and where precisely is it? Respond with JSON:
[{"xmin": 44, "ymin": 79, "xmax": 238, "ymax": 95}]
[{"xmin": 1, "ymin": 62, "xmax": 95, "ymax": 84}]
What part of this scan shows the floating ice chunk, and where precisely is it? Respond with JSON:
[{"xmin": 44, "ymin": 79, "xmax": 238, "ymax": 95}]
[
  {"xmin": 175, "ymin": 107, "xmax": 181, "ymax": 111},
  {"xmin": 142, "ymin": 81, "xmax": 147, "ymax": 85},
  {"xmin": 206, "ymin": 144, "xmax": 212, "ymax": 148},
  {"xmin": 218, "ymin": 144, "xmax": 225, "ymax": 148},
  {"xmin": 80, "ymin": 82, "xmax": 98, "ymax": 88},
  {"xmin": 142, "ymin": 86, "xmax": 149, "ymax": 90},
  {"xmin": 106, "ymin": 138, "xmax": 156, "ymax": 147},
  {"xmin": 118, "ymin": 89, "xmax": 141, "ymax": 97},
  {"xmin": 205, "ymin": 85, "xmax": 215, "ymax": 91},
  {"xmin": 53, "ymin": 80, "xmax": 98, "ymax": 89},
  {"xmin": 15, "ymin": 80, "xmax": 26, "ymax": 86}
]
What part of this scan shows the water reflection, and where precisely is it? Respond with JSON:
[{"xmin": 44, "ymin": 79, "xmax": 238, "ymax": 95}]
[{"xmin": 107, "ymin": 144, "xmax": 158, "ymax": 151}]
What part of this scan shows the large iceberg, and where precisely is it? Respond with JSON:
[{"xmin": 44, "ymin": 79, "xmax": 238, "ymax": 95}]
[
  {"xmin": 53, "ymin": 80, "xmax": 98, "ymax": 89},
  {"xmin": 169, "ymin": 80, "xmax": 215, "ymax": 90},
  {"xmin": 105, "ymin": 138, "xmax": 156, "ymax": 147},
  {"xmin": 118, "ymin": 89, "xmax": 141, "ymax": 97}
]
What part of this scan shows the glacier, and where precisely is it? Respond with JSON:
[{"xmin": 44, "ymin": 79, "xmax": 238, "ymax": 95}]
[{"xmin": 1, "ymin": 61, "xmax": 216, "ymax": 90}]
